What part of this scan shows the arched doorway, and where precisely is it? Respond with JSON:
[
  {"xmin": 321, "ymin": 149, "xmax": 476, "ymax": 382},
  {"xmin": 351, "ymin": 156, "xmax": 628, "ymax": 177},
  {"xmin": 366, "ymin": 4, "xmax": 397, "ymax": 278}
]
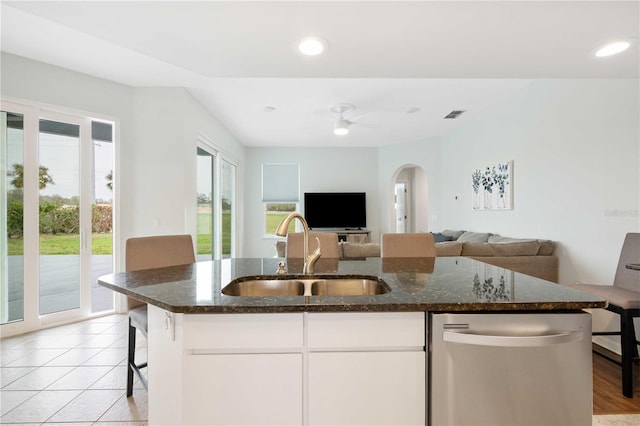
[{"xmin": 390, "ymin": 165, "xmax": 428, "ymax": 233}]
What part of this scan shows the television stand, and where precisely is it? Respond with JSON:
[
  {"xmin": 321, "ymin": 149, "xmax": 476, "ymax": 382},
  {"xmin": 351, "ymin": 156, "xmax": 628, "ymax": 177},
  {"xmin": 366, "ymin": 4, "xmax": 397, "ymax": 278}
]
[{"xmin": 313, "ymin": 229, "xmax": 370, "ymax": 244}]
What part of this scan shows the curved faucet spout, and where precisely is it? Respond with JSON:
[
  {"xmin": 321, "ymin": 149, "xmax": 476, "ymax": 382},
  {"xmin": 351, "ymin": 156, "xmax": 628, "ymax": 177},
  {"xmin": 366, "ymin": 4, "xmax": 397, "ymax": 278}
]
[
  {"xmin": 275, "ymin": 212, "xmax": 321, "ymax": 274},
  {"xmin": 303, "ymin": 236, "xmax": 323, "ymax": 274}
]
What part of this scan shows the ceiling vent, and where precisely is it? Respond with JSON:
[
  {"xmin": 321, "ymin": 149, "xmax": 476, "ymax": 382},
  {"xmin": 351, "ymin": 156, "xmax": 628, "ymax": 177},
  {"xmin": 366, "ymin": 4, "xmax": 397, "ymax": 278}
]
[{"xmin": 444, "ymin": 110, "xmax": 465, "ymax": 119}]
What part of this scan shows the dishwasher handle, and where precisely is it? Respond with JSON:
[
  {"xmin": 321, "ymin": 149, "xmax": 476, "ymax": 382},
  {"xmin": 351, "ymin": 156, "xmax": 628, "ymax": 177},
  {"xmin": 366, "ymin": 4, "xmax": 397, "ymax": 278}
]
[{"xmin": 442, "ymin": 330, "xmax": 583, "ymax": 347}]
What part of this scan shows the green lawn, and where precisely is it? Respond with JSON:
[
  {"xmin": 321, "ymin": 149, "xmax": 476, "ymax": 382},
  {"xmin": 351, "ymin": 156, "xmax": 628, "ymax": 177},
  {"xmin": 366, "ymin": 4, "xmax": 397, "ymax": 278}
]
[
  {"xmin": 197, "ymin": 212, "xmax": 231, "ymax": 255},
  {"xmin": 197, "ymin": 233, "xmax": 212, "ymax": 254},
  {"xmin": 8, "ymin": 233, "xmax": 113, "ymax": 255},
  {"xmin": 9, "ymin": 212, "xmax": 235, "ymax": 256},
  {"xmin": 266, "ymin": 212, "xmax": 295, "ymax": 235}
]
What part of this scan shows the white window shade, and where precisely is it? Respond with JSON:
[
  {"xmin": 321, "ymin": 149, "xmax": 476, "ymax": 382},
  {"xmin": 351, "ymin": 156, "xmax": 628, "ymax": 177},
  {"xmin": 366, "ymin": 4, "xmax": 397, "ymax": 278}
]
[{"xmin": 262, "ymin": 164, "xmax": 299, "ymax": 202}]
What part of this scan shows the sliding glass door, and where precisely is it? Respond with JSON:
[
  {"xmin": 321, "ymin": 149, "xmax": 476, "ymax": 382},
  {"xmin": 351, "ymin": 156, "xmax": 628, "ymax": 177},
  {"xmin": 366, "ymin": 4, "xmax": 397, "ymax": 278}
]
[
  {"xmin": 1, "ymin": 111, "xmax": 25, "ymax": 324},
  {"xmin": 1, "ymin": 101, "xmax": 116, "ymax": 335},
  {"xmin": 38, "ymin": 118, "xmax": 82, "ymax": 315},
  {"xmin": 197, "ymin": 147, "xmax": 215, "ymax": 259},
  {"xmin": 90, "ymin": 122, "xmax": 114, "ymax": 313},
  {"xmin": 221, "ymin": 159, "xmax": 236, "ymax": 258},
  {"xmin": 196, "ymin": 136, "xmax": 237, "ymax": 260}
]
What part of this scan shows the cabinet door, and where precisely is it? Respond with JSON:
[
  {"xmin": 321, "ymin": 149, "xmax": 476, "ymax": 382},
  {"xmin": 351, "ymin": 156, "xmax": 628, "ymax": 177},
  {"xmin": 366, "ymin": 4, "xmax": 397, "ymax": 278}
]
[
  {"xmin": 308, "ymin": 351, "xmax": 425, "ymax": 425},
  {"xmin": 184, "ymin": 353, "xmax": 302, "ymax": 425}
]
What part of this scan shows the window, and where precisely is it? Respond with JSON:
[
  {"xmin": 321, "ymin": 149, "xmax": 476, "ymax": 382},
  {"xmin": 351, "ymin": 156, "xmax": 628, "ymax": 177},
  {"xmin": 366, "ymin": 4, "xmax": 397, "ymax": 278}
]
[
  {"xmin": 262, "ymin": 164, "xmax": 299, "ymax": 236},
  {"xmin": 196, "ymin": 135, "xmax": 238, "ymax": 259},
  {"xmin": 197, "ymin": 147, "xmax": 215, "ymax": 258},
  {"xmin": 221, "ymin": 159, "xmax": 236, "ymax": 258}
]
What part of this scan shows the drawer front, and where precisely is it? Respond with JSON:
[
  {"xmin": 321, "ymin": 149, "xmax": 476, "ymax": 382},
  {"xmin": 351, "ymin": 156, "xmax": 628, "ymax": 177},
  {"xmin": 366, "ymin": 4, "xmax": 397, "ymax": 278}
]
[
  {"xmin": 184, "ymin": 313, "xmax": 303, "ymax": 350},
  {"xmin": 307, "ymin": 312, "xmax": 425, "ymax": 349}
]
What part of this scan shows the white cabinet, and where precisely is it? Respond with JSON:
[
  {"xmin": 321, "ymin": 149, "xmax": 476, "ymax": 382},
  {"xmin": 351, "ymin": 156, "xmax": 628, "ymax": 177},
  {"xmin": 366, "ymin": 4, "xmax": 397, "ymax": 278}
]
[
  {"xmin": 309, "ymin": 351, "xmax": 425, "ymax": 425},
  {"xmin": 184, "ymin": 353, "xmax": 302, "ymax": 425},
  {"xmin": 148, "ymin": 308, "xmax": 304, "ymax": 425},
  {"xmin": 307, "ymin": 312, "xmax": 426, "ymax": 426},
  {"xmin": 147, "ymin": 307, "xmax": 426, "ymax": 425},
  {"xmin": 181, "ymin": 313, "xmax": 304, "ymax": 425}
]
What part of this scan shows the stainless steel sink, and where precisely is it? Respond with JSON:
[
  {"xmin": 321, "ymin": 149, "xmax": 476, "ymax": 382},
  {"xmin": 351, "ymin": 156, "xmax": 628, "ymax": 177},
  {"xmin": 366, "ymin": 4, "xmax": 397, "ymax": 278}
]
[
  {"xmin": 222, "ymin": 276, "xmax": 390, "ymax": 297},
  {"xmin": 221, "ymin": 279, "xmax": 305, "ymax": 296},
  {"xmin": 311, "ymin": 279, "xmax": 390, "ymax": 296}
]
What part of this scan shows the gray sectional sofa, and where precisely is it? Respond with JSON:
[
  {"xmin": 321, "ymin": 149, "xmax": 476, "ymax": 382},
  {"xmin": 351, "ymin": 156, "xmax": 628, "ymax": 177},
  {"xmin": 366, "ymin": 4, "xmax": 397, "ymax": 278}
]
[
  {"xmin": 275, "ymin": 230, "xmax": 559, "ymax": 282},
  {"xmin": 432, "ymin": 230, "xmax": 558, "ymax": 282}
]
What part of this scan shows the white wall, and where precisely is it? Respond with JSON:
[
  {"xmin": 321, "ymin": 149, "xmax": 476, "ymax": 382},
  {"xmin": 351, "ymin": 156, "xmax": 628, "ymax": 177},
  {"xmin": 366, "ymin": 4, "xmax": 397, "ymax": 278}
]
[
  {"xmin": 377, "ymin": 137, "xmax": 443, "ymax": 235},
  {"xmin": 1, "ymin": 53, "xmax": 246, "ymax": 269},
  {"xmin": 243, "ymin": 147, "xmax": 379, "ymax": 258},
  {"xmin": 373, "ymin": 79, "xmax": 639, "ymax": 353},
  {"xmin": 182, "ymin": 93, "xmax": 245, "ymax": 256},
  {"xmin": 128, "ymin": 88, "xmax": 246, "ymax": 256},
  {"xmin": 436, "ymin": 79, "xmax": 639, "ymax": 286}
]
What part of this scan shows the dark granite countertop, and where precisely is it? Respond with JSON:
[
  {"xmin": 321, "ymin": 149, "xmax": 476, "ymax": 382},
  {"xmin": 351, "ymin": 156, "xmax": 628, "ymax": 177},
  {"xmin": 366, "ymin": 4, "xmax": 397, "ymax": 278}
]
[{"xmin": 97, "ymin": 257, "xmax": 606, "ymax": 314}]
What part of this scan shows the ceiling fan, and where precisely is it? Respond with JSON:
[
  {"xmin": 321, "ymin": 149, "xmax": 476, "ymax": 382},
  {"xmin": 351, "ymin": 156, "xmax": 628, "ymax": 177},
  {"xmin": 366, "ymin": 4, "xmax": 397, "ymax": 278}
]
[{"xmin": 329, "ymin": 103, "xmax": 375, "ymax": 136}]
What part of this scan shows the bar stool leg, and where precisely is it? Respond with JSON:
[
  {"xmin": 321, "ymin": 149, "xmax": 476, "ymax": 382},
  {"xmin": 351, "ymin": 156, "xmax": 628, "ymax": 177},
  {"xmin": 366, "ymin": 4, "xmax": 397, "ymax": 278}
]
[
  {"xmin": 620, "ymin": 311, "xmax": 634, "ymax": 398},
  {"xmin": 127, "ymin": 319, "xmax": 136, "ymax": 397}
]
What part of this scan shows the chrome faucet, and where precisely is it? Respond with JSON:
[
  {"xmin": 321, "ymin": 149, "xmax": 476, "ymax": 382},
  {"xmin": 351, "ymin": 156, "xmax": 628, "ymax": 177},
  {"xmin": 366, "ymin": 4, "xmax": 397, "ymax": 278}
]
[{"xmin": 275, "ymin": 212, "xmax": 322, "ymax": 274}]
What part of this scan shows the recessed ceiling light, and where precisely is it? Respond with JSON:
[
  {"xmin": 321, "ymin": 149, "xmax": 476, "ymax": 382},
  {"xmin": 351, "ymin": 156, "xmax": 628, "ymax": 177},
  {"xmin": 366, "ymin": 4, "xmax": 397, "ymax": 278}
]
[
  {"xmin": 406, "ymin": 107, "xmax": 421, "ymax": 114},
  {"xmin": 264, "ymin": 106, "xmax": 276, "ymax": 112},
  {"xmin": 595, "ymin": 41, "xmax": 631, "ymax": 57},
  {"xmin": 297, "ymin": 37, "xmax": 327, "ymax": 56}
]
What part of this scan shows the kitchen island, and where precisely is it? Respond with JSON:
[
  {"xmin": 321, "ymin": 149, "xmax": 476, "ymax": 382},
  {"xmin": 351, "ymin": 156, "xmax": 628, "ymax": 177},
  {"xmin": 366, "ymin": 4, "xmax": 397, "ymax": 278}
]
[{"xmin": 99, "ymin": 257, "xmax": 606, "ymax": 426}]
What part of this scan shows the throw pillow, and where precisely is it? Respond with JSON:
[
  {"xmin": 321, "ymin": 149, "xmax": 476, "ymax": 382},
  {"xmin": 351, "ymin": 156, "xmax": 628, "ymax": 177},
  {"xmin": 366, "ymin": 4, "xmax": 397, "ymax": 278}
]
[
  {"xmin": 457, "ymin": 231, "xmax": 492, "ymax": 243},
  {"xmin": 537, "ymin": 240, "xmax": 555, "ymax": 256},
  {"xmin": 432, "ymin": 232, "xmax": 454, "ymax": 243},
  {"xmin": 441, "ymin": 229, "xmax": 466, "ymax": 240}
]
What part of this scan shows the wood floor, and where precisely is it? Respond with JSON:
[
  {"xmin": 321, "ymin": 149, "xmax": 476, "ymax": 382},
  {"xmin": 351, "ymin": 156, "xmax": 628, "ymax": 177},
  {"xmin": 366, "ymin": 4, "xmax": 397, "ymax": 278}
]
[{"xmin": 593, "ymin": 344, "xmax": 640, "ymax": 414}]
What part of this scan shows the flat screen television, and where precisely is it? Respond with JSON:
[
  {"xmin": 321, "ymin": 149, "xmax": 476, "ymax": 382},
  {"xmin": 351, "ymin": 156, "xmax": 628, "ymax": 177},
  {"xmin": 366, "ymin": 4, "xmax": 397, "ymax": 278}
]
[{"xmin": 304, "ymin": 192, "xmax": 366, "ymax": 229}]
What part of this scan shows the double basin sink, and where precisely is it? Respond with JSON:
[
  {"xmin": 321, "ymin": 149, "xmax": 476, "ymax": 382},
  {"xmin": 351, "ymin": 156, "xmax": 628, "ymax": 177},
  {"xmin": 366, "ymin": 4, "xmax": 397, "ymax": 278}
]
[{"xmin": 222, "ymin": 275, "xmax": 390, "ymax": 297}]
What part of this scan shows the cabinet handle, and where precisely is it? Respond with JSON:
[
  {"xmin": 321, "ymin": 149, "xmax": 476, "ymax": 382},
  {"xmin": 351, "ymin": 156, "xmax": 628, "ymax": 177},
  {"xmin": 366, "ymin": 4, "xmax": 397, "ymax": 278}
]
[{"xmin": 442, "ymin": 330, "xmax": 583, "ymax": 347}]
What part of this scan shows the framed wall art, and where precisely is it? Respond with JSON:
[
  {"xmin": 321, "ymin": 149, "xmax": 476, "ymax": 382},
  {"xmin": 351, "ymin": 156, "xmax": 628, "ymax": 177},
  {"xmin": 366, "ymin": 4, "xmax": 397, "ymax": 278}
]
[{"xmin": 472, "ymin": 160, "xmax": 513, "ymax": 210}]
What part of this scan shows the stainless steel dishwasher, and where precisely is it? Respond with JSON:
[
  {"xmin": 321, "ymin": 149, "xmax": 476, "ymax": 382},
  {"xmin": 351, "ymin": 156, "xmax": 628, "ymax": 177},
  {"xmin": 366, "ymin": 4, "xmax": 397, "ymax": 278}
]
[{"xmin": 430, "ymin": 312, "xmax": 592, "ymax": 426}]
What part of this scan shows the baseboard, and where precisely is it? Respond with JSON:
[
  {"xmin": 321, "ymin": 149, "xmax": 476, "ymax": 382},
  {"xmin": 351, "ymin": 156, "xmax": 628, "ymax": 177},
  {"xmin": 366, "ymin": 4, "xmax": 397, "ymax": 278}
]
[{"xmin": 593, "ymin": 336, "xmax": 621, "ymax": 356}]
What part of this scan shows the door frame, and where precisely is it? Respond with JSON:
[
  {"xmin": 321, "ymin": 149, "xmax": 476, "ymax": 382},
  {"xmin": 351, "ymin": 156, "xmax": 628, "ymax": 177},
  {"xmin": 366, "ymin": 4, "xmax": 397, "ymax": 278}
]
[{"xmin": 1, "ymin": 98, "xmax": 120, "ymax": 337}]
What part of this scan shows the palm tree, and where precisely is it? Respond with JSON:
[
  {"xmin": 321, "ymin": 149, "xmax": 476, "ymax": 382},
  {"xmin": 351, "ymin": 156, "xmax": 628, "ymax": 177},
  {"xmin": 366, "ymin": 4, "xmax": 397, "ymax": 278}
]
[
  {"xmin": 106, "ymin": 170, "xmax": 113, "ymax": 191},
  {"xmin": 8, "ymin": 163, "xmax": 54, "ymax": 189}
]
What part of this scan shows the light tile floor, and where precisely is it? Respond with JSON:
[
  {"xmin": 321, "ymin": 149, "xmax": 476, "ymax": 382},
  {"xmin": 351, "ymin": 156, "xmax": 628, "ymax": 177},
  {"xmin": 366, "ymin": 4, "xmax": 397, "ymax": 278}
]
[
  {"xmin": 1, "ymin": 314, "xmax": 637, "ymax": 425},
  {"xmin": 1, "ymin": 314, "xmax": 147, "ymax": 425}
]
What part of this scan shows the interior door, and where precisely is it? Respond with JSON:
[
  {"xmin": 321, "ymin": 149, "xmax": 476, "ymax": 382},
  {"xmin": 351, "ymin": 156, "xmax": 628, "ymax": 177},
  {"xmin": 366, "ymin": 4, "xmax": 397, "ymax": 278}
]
[{"xmin": 394, "ymin": 182, "xmax": 407, "ymax": 233}]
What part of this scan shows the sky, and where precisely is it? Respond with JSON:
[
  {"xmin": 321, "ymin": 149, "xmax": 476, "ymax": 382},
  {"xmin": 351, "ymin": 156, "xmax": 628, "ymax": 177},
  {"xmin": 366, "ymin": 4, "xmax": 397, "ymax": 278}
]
[
  {"xmin": 7, "ymin": 129, "xmax": 113, "ymax": 202},
  {"xmin": 8, "ymin": 126, "xmax": 230, "ymax": 205},
  {"xmin": 197, "ymin": 151, "xmax": 235, "ymax": 202}
]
